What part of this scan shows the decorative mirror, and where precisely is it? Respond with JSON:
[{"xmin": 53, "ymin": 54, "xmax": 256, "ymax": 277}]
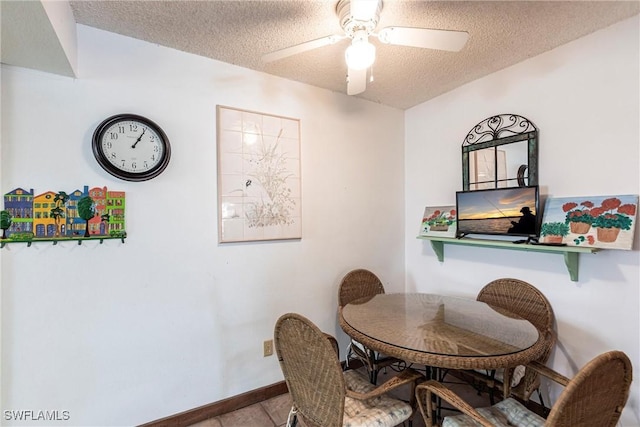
[{"xmin": 462, "ymin": 114, "xmax": 538, "ymax": 190}]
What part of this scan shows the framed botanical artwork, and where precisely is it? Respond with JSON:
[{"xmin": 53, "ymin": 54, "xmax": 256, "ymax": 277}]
[
  {"xmin": 217, "ymin": 106, "xmax": 301, "ymax": 243},
  {"xmin": 540, "ymin": 194, "xmax": 638, "ymax": 249},
  {"xmin": 419, "ymin": 206, "xmax": 457, "ymax": 238}
]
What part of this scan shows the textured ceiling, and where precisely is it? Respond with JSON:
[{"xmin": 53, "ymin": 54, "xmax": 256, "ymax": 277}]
[{"xmin": 49, "ymin": 1, "xmax": 640, "ymax": 109}]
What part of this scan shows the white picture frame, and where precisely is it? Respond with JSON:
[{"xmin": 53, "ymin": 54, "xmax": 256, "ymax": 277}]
[{"xmin": 217, "ymin": 106, "xmax": 301, "ymax": 243}]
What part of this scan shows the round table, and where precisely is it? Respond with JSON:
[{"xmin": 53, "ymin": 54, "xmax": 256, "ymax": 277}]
[{"xmin": 339, "ymin": 293, "xmax": 545, "ymax": 394}]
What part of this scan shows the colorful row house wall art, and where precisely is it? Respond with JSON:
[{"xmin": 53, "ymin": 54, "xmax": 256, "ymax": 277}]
[{"xmin": 1, "ymin": 186, "xmax": 125, "ymax": 241}]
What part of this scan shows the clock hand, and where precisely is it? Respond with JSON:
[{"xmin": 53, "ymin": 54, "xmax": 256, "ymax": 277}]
[{"xmin": 131, "ymin": 129, "xmax": 146, "ymax": 148}]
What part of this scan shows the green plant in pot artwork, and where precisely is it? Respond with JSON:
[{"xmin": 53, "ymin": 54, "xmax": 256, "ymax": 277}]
[
  {"xmin": 562, "ymin": 201, "xmax": 594, "ymax": 234},
  {"xmin": 420, "ymin": 206, "xmax": 457, "ymax": 238},
  {"xmin": 541, "ymin": 194, "xmax": 638, "ymax": 250},
  {"xmin": 589, "ymin": 197, "xmax": 636, "ymax": 243},
  {"xmin": 539, "ymin": 222, "xmax": 569, "ymax": 244}
]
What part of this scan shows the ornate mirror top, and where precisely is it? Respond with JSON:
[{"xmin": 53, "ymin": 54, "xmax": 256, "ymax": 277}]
[{"xmin": 463, "ymin": 114, "xmax": 537, "ymax": 146}]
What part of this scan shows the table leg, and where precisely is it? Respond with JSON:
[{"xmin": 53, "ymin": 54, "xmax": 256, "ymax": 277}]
[{"xmin": 502, "ymin": 368, "xmax": 512, "ymax": 399}]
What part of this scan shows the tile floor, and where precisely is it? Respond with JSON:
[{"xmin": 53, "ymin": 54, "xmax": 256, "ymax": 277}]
[
  {"xmin": 188, "ymin": 392, "xmax": 293, "ymax": 427},
  {"xmin": 188, "ymin": 367, "xmax": 492, "ymax": 427}
]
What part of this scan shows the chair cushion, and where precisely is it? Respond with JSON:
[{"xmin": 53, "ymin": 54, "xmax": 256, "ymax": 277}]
[
  {"xmin": 347, "ymin": 340, "xmax": 390, "ymax": 369},
  {"xmin": 474, "ymin": 365, "xmax": 526, "ymax": 387},
  {"xmin": 342, "ymin": 370, "xmax": 413, "ymax": 427},
  {"xmin": 443, "ymin": 397, "xmax": 545, "ymax": 427}
]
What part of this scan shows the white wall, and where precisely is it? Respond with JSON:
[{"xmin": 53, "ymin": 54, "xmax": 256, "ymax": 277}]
[
  {"xmin": 3, "ymin": 13, "xmax": 638, "ymax": 427},
  {"xmin": 0, "ymin": 25, "xmax": 405, "ymax": 425},
  {"xmin": 405, "ymin": 16, "xmax": 639, "ymax": 425}
]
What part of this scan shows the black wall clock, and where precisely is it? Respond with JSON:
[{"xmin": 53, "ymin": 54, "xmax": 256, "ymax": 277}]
[{"xmin": 92, "ymin": 114, "xmax": 171, "ymax": 182}]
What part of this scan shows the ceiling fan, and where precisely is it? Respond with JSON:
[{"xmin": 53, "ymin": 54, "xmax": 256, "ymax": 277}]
[{"xmin": 262, "ymin": 0, "xmax": 469, "ymax": 95}]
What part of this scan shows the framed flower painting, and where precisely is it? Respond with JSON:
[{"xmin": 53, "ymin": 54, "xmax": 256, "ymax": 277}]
[
  {"xmin": 419, "ymin": 206, "xmax": 457, "ymax": 238},
  {"xmin": 540, "ymin": 195, "xmax": 638, "ymax": 250}
]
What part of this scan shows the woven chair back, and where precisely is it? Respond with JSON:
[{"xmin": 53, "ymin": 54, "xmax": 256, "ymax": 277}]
[
  {"xmin": 477, "ymin": 278, "xmax": 554, "ymax": 332},
  {"xmin": 338, "ymin": 269, "xmax": 385, "ymax": 308},
  {"xmin": 274, "ymin": 313, "xmax": 346, "ymax": 427},
  {"xmin": 546, "ymin": 350, "xmax": 632, "ymax": 427},
  {"xmin": 477, "ymin": 278, "xmax": 555, "ymax": 400}
]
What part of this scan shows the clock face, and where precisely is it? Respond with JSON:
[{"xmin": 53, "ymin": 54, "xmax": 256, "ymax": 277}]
[{"xmin": 92, "ymin": 114, "xmax": 171, "ymax": 181}]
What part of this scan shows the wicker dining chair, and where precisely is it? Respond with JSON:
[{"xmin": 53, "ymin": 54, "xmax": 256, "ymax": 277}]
[
  {"xmin": 416, "ymin": 350, "xmax": 633, "ymax": 427},
  {"xmin": 274, "ymin": 312, "xmax": 423, "ymax": 427},
  {"xmin": 462, "ymin": 278, "xmax": 557, "ymax": 406},
  {"xmin": 338, "ymin": 269, "xmax": 402, "ymax": 384}
]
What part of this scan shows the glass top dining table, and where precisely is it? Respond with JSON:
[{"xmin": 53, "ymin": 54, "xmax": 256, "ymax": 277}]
[{"xmin": 339, "ymin": 293, "xmax": 544, "ymax": 373}]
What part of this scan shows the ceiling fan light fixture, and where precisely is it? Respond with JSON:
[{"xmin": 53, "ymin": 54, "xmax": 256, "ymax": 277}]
[
  {"xmin": 263, "ymin": 0, "xmax": 468, "ymax": 96},
  {"xmin": 345, "ymin": 35, "xmax": 376, "ymax": 70}
]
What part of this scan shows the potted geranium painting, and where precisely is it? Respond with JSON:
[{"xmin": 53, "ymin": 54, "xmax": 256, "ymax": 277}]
[
  {"xmin": 420, "ymin": 206, "xmax": 457, "ymax": 238},
  {"xmin": 540, "ymin": 194, "xmax": 638, "ymax": 249}
]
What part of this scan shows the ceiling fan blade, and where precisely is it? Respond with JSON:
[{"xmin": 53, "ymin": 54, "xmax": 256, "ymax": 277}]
[
  {"xmin": 347, "ymin": 67, "xmax": 367, "ymax": 95},
  {"xmin": 262, "ymin": 34, "xmax": 346, "ymax": 63},
  {"xmin": 377, "ymin": 27, "xmax": 469, "ymax": 52},
  {"xmin": 350, "ymin": 0, "xmax": 380, "ymax": 21}
]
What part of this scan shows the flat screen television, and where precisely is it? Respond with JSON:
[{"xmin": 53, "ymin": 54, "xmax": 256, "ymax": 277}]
[{"xmin": 456, "ymin": 186, "xmax": 540, "ymax": 239}]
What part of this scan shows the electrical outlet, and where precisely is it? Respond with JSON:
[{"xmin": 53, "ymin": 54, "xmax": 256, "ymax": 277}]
[{"xmin": 263, "ymin": 339, "xmax": 274, "ymax": 357}]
